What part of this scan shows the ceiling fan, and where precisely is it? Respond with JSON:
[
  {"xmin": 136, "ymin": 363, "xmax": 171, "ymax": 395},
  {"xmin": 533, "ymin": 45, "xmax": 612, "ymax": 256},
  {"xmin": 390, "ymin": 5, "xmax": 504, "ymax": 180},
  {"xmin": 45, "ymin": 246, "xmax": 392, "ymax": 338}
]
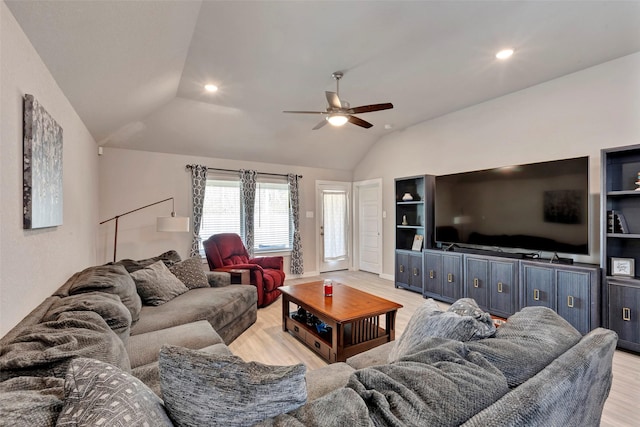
[{"xmin": 283, "ymin": 71, "xmax": 393, "ymax": 130}]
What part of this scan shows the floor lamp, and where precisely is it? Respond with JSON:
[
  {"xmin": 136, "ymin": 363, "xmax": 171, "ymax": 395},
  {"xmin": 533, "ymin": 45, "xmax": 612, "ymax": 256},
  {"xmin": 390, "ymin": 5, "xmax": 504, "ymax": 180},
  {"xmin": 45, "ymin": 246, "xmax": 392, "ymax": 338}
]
[{"xmin": 100, "ymin": 197, "xmax": 190, "ymax": 262}]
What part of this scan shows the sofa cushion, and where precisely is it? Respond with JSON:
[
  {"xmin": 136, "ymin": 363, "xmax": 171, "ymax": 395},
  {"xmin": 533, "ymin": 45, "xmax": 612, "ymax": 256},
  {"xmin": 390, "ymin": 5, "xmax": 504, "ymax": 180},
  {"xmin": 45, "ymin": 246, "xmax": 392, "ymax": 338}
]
[
  {"xmin": 126, "ymin": 320, "xmax": 223, "ymax": 369},
  {"xmin": 388, "ymin": 298, "xmax": 495, "ymax": 362},
  {"xmin": 465, "ymin": 306, "xmax": 582, "ymax": 387},
  {"xmin": 131, "ymin": 260, "xmax": 189, "ymax": 306},
  {"xmin": 0, "ymin": 376, "xmax": 64, "ymax": 427},
  {"xmin": 54, "ymin": 264, "xmax": 142, "ymax": 324},
  {"xmin": 56, "ymin": 358, "xmax": 172, "ymax": 427},
  {"xmin": 159, "ymin": 345, "xmax": 307, "ymax": 427},
  {"xmin": 305, "ymin": 362, "xmax": 355, "ymax": 402},
  {"xmin": 130, "ymin": 285, "xmax": 257, "ymax": 338},
  {"xmin": 0, "ymin": 311, "xmax": 130, "ymax": 381},
  {"xmin": 42, "ymin": 291, "xmax": 132, "ymax": 341},
  {"xmin": 169, "ymin": 257, "xmax": 210, "ymax": 289},
  {"xmin": 346, "ymin": 341, "xmax": 395, "ymax": 370},
  {"xmin": 113, "ymin": 249, "xmax": 182, "ymax": 273}
]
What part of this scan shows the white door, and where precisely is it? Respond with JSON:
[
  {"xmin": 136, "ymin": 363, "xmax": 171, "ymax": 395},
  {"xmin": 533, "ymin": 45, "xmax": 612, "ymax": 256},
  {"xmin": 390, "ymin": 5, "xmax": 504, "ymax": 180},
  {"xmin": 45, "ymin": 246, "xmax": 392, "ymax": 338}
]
[
  {"xmin": 318, "ymin": 182, "xmax": 351, "ymax": 272},
  {"xmin": 357, "ymin": 181, "xmax": 382, "ymax": 274}
]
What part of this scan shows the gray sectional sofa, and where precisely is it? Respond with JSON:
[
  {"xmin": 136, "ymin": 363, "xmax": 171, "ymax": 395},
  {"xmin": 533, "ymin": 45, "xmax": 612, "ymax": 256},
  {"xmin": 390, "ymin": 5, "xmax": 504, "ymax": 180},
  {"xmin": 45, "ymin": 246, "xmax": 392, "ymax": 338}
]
[
  {"xmin": 0, "ymin": 251, "xmax": 257, "ymax": 420},
  {"xmin": 0, "ymin": 260, "xmax": 617, "ymax": 427}
]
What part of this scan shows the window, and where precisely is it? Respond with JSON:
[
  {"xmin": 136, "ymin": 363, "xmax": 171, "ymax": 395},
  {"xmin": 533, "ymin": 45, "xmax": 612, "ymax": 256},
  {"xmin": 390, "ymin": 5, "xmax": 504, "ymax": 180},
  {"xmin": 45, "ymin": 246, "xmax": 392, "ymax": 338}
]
[{"xmin": 198, "ymin": 176, "xmax": 291, "ymax": 255}]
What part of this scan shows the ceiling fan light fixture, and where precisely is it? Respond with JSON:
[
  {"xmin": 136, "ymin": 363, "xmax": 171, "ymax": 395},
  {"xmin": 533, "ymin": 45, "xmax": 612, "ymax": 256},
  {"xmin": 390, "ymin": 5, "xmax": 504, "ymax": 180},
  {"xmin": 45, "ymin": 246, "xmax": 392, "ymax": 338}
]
[
  {"xmin": 496, "ymin": 48, "xmax": 514, "ymax": 60},
  {"xmin": 327, "ymin": 114, "xmax": 348, "ymax": 126},
  {"xmin": 204, "ymin": 84, "xmax": 218, "ymax": 92}
]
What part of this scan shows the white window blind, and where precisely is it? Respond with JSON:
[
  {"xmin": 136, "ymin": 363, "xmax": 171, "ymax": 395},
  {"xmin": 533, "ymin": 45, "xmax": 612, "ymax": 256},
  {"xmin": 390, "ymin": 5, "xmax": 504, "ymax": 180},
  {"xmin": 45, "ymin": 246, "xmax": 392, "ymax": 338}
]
[
  {"xmin": 254, "ymin": 182, "xmax": 290, "ymax": 251},
  {"xmin": 199, "ymin": 179, "xmax": 241, "ymax": 254},
  {"xmin": 198, "ymin": 176, "xmax": 291, "ymax": 255}
]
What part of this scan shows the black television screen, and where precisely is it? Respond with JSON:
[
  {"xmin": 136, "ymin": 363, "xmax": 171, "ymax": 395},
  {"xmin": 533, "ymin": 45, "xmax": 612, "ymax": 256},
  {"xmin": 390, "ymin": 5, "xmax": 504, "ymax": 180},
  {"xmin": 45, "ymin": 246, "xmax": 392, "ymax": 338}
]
[{"xmin": 434, "ymin": 157, "xmax": 589, "ymax": 255}]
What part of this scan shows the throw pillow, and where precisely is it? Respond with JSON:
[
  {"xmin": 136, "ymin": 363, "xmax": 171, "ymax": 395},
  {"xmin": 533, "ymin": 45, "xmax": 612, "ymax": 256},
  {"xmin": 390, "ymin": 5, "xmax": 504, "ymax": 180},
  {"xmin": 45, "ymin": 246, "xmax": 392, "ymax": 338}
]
[
  {"xmin": 169, "ymin": 257, "xmax": 210, "ymax": 289},
  {"xmin": 388, "ymin": 298, "xmax": 496, "ymax": 362},
  {"xmin": 56, "ymin": 358, "xmax": 173, "ymax": 427},
  {"xmin": 131, "ymin": 260, "xmax": 189, "ymax": 306},
  {"xmin": 53, "ymin": 264, "xmax": 142, "ymax": 324},
  {"xmin": 159, "ymin": 345, "xmax": 307, "ymax": 427},
  {"xmin": 114, "ymin": 249, "xmax": 182, "ymax": 273}
]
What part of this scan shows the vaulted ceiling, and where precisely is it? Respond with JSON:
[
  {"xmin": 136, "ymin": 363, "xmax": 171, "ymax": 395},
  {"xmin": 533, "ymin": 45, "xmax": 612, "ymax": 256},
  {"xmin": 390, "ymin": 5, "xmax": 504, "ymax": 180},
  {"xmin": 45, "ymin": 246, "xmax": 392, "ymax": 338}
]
[{"xmin": 7, "ymin": 1, "xmax": 640, "ymax": 170}]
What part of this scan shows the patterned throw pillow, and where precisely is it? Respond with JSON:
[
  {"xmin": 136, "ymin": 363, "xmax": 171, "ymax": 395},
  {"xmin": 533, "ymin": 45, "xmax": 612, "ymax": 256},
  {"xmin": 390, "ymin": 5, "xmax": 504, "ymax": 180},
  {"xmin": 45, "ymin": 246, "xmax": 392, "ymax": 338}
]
[
  {"xmin": 169, "ymin": 257, "xmax": 209, "ymax": 289},
  {"xmin": 131, "ymin": 261, "xmax": 189, "ymax": 306},
  {"xmin": 56, "ymin": 358, "xmax": 172, "ymax": 426},
  {"xmin": 159, "ymin": 345, "xmax": 307, "ymax": 427}
]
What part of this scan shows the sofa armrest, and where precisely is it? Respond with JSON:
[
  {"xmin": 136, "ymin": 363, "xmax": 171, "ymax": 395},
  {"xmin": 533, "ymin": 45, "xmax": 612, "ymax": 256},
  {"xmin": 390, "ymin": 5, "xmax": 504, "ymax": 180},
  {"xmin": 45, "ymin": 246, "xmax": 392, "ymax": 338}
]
[
  {"xmin": 249, "ymin": 256, "xmax": 284, "ymax": 270},
  {"xmin": 215, "ymin": 264, "xmax": 264, "ymax": 273},
  {"xmin": 206, "ymin": 271, "xmax": 231, "ymax": 288}
]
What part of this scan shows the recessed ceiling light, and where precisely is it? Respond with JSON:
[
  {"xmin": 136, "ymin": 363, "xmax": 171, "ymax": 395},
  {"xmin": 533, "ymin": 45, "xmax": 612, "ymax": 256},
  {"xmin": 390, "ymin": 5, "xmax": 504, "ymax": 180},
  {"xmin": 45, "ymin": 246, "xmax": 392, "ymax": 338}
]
[
  {"xmin": 496, "ymin": 49, "xmax": 514, "ymax": 60},
  {"xmin": 204, "ymin": 84, "xmax": 218, "ymax": 93}
]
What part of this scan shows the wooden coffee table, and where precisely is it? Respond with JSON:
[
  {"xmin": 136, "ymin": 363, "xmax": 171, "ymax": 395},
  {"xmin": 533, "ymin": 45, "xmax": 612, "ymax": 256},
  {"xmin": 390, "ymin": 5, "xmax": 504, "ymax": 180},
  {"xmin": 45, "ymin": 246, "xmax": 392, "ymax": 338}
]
[{"xmin": 280, "ymin": 281, "xmax": 403, "ymax": 363}]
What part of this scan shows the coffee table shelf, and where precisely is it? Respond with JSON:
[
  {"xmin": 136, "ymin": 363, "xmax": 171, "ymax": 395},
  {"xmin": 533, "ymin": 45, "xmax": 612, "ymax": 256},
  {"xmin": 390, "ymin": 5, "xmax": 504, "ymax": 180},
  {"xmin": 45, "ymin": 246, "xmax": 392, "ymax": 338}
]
[{"xmin": 280, "ymin": 281, "xmax": 402, "ymax": 363}]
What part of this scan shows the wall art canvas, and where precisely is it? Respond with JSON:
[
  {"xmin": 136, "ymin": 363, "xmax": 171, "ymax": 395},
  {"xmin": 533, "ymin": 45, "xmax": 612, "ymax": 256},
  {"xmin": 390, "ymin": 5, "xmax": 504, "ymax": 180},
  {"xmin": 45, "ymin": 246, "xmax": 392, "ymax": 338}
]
[
  {"xmin": 543, "ymin": 190, "xmax": 582, "ymax": 224},
  {"xmin": 23, "ymin": 94, "xmax": 63, "ymax": 229}
]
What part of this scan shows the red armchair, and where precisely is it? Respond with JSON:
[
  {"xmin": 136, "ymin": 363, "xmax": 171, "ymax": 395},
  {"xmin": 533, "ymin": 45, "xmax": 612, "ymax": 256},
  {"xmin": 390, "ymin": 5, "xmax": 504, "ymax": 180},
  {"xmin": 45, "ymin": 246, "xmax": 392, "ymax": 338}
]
[{"xmin": 203, "ymin": 233, "xmax": 286, "ymax": 307}]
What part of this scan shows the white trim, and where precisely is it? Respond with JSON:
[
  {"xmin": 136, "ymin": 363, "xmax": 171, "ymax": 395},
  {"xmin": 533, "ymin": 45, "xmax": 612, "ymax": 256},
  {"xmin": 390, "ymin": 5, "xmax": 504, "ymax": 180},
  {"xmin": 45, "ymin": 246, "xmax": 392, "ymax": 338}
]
[{"xmin": 379, "ymin": 273, "xmax": 394, "ymax": 281}]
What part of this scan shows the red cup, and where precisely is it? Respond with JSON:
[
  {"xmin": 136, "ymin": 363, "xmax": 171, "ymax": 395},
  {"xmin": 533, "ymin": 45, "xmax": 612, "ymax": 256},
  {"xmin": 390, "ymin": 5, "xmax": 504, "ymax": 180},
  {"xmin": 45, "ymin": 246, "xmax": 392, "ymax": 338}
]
[{"xmin": 323, "ymin": 280, "xmax": 333, "ymax": 297}]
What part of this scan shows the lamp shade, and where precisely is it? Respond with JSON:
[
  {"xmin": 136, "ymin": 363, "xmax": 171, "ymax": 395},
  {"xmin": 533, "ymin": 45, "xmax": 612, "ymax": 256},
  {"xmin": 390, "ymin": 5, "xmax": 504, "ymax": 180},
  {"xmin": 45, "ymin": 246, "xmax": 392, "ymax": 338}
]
[{"xmin": 157, "ymin": 216, "xmax": 190, "ymax": 232}]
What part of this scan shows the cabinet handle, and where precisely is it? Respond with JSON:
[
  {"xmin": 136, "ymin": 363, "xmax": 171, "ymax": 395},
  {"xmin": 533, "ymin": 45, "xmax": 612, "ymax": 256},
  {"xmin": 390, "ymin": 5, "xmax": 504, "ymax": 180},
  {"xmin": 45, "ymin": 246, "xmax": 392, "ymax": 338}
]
[
  {"xmin": 623, "ymin": 307, "xmax": 631, "ymax": 321},
  {"xmin": 400, "ymin": 265, "xmax": 404, "ymax": 273},
  {"xmin": 413, "ymin": 268, "xmax": 419, "ymax": 276},
  {"xmin": 429, "ymin": 270, "xmax": 434, "ymax": 279},
  {"xmin": 567, "ymin": 295, "xmax": 574, "ymax": 308},
  {"xmin": 497, "ymin": 282, "xmax": 503, "ymax": 293},
  {"xmin": 533, "ymin": 289, "xmax": 540, "ymax": 301},
  {"xmin": 447, "ymin": 273, "xmax": 453, "ymax": 283},
  {"xmin": 294, "ymin": 326, "xmax": 299, "ymax": 333},
  {"xmin": 473, "ymin": 278, "xmax": 479, "ymax": 288},
  {"xmin": 314, "ymin": 341, "xmax": 321, "ymax": 349}
]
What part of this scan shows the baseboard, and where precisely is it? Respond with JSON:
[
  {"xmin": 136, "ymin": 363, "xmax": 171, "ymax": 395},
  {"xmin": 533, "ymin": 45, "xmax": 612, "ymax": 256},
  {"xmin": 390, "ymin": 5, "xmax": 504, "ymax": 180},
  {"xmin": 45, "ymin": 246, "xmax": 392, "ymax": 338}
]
[
  {"xmin": 379, "ymin": 273, "xmax": 394, "ymax": 281},
  {"xmin": 302, "ymin": 271, "xmax": 320, "ymax": 278}
]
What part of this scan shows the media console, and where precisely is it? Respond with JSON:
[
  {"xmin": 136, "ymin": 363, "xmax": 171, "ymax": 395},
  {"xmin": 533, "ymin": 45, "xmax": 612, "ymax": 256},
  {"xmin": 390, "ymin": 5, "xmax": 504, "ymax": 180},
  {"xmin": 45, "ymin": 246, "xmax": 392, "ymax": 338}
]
[{"xmin": 420, "ymin": 248, "xmax": 600, "ymax": 335}]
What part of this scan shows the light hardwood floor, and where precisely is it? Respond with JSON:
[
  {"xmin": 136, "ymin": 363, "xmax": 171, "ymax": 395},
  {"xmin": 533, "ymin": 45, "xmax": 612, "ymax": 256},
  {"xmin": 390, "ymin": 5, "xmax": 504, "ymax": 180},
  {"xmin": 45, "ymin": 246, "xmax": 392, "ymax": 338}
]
[{"xmin": 229, "ymin": 270, "xmax": 640, "ymax": 426}]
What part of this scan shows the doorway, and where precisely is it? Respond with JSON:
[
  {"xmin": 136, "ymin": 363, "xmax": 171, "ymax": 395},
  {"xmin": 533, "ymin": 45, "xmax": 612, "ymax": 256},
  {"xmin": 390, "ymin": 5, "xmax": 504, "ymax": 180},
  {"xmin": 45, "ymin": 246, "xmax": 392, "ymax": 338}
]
[
  {"xmin": 317, "ymin": 181, "xmax": 351, "ymax": 273},
  {"xmin": 354, "ymin": 179, "xmax": 382, "ymax": 275}
]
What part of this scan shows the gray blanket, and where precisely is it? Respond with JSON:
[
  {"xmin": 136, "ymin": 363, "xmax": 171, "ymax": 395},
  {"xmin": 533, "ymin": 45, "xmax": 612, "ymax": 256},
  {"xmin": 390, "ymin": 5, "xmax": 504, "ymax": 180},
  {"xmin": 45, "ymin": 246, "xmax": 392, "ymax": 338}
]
[
  {"xmin": 258, "ymin": 338, "xmax": 509, "ymax": 427},
  {"xmin": 0, "ymin": 311, "xmax": 130, "ymax": 381}
]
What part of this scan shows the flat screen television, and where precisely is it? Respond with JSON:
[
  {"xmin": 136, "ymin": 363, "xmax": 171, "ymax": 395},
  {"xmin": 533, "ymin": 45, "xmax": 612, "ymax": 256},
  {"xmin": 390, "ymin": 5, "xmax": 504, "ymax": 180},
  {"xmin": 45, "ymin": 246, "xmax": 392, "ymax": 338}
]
[{"xmin": 434, "ymin": 156, "xmax": 589, "ymax": 255}]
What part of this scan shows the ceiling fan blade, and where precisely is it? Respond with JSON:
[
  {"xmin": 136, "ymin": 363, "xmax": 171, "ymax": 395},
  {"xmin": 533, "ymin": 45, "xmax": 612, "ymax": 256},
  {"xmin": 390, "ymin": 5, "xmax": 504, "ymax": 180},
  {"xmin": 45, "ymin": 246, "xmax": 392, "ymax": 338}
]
[
  {"xmin": 348, "ymin": 115, "xmax": 373, "ymax": 129},
  {"xmin": 283, "ymin": 110, "xmax": 327, "ymax": 114},
  {"xmin": 326, "ymin": 91, "xmax": 341, "ymax": 109},
  {"xmin": 347, "ymin": 103, "xmax": 394, "ymax": 114},
  {"xmin": 312, "ymin": 119, "xmax": 328, "ymax": 130}
]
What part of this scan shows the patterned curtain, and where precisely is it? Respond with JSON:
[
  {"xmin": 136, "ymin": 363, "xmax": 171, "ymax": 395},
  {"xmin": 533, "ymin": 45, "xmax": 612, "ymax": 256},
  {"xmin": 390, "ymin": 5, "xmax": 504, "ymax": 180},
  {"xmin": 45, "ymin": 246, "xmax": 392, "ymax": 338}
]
[
  {"xmin": 239, "ymin": 169, "xmax": 257, "ymax": 257},
  {"xmin": 288, "ymin": 174, "xmax": 304, "ymax": 274},
  {"xmin": 188, "ymin": 164, "xmax": 208, "ymax": 257}
]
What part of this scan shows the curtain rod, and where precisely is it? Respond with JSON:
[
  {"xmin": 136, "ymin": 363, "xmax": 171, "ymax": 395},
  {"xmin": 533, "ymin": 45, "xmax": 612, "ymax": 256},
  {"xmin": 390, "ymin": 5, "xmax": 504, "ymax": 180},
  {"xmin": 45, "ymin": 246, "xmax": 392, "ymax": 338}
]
[{"xmin": 186, "ymin": 164, "xmax": 302, "ymax": 179}]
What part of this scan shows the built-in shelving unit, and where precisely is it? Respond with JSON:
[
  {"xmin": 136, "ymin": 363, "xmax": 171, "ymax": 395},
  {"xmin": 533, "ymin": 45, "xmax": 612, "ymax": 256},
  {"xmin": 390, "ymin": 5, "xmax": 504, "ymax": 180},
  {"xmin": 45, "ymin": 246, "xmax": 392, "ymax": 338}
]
[
  {"xmin": 394, "ymin": 175, "xmax": 434, "ymax": 292},
  {"xmin": 602, "ymin": 145, "xmax": 640, "ymax": 352}
]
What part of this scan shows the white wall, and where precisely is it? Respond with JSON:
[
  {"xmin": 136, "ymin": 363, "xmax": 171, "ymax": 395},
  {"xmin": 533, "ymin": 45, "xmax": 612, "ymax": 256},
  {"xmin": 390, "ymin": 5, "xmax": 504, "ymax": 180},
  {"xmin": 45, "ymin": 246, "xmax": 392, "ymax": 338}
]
[
  {"xmin": 354, "ymin": 52, "xmax": 640, "ymax": 276},
  {"xmin": 0, "ymin": 2, "xmax": 99, "ymax": 336},
  {"xmin": 97, "ymin": 148, "xmax": 352, "ymax": 275}
]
